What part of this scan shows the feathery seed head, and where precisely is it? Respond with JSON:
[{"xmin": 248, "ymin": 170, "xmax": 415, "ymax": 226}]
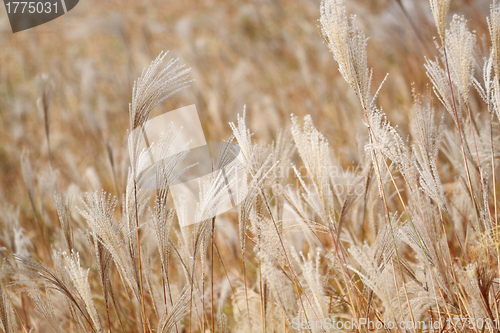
[
  {"xmin": 129, "ymin": 51, "xmax": 191, "ymax": 131},
  {"xmin": 488, "ymin": 3, "xmax": 500, "ymax": 77},
  {"xmin": 446, "ymin": 15, "xmax": 476, "ymax": 104},
  {"xmin": 429, "ymin": 0, "xmax": 451, "ymax": 44},
  {"xmin": 320, "ymin": 0, "xmax": 372, "ymax": 108}
]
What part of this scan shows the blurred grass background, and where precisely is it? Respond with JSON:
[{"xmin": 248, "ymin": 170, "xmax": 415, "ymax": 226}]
[{"xmin": 0, "ymin": 0, "xmax": 491, "ymax": 266}]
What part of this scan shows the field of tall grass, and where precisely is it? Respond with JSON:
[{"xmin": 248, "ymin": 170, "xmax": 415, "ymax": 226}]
[{"xmin": 1, "ymin": 0, "xmax": 499, "ymax": 331}]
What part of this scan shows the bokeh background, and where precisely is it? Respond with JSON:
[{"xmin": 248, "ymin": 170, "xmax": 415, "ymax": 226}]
[{"xmin": 0, "ymin": 0, "xmax": 490, "ymax": 199}]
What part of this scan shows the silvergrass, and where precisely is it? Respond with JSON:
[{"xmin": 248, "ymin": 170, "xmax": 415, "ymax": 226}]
[{"xmin": 5, "ymin": 1, "xmax": 500, "ymax": 332}]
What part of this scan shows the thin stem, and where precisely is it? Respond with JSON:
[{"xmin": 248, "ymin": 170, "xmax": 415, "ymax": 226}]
[
  {"xmin": 133, "ymin": 180, "xmax": 147, "ymax": 333},
  {"xmin": 442, "ymin": 47, "xmax": 481, "ymax": 232}
]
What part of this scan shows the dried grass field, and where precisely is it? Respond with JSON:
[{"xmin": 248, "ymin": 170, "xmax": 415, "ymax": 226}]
[{"xmin": 0, "ymin": 0, "xmax": 499, "ymax": 332}]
